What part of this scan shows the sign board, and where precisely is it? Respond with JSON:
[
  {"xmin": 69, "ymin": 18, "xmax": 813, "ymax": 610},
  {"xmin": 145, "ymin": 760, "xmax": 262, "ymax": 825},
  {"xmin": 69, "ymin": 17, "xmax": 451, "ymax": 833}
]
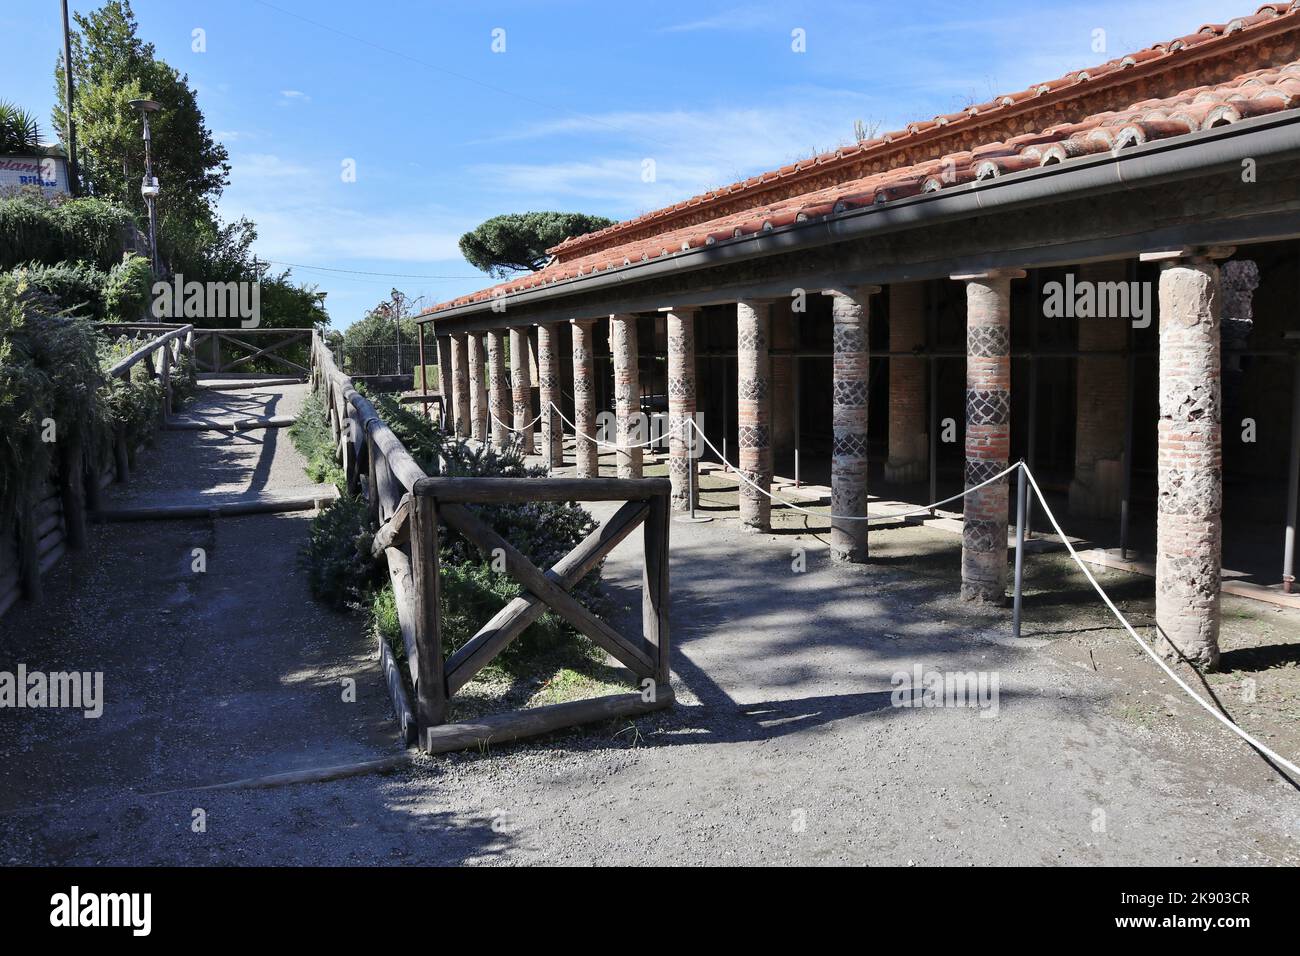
[{"xmin": 0, "ymin": 155, "xmax": 71, "ymax": 197}]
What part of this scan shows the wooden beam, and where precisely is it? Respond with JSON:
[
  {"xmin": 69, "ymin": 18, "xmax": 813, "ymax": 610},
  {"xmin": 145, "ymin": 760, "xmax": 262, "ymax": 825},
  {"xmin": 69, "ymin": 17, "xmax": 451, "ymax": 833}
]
[
  {"xmin": 371, "ymin": 495, "xmax": 411, "ymax": 558},
  {"xmin": 409, "ymin": 496, "xmax": 447, "ymax": 737},
  {"xmin": 643, "ymin": 492, "xmax": 671, "ymax": 690},
  {"xmin": 378, "ymin": 629, "xmax": 416, "ymax": 745},
  {"xmin": 415, "ymin": 476, "xmax": 670, "ymax": 504},
  {"xmin": 422, "ymin": 687, "xmax": 674, "ymax": 754},
  {"xmin": 440, "ymin": 503, "xmax": 656, "ymax": 678},
  {"xmin": 383, "ymin": 543, "xmax": 421, "ymax": 690},
  {"xmin": 445, "ymin": 499, "xmax": 649, "ymax": 694}
]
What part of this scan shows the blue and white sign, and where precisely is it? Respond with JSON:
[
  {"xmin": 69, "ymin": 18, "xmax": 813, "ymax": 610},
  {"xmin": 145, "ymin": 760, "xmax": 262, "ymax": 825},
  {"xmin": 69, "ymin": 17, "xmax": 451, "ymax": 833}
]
[{"xmin": 0, "ymin": 154, "xmax": 70, "ymax": 196}]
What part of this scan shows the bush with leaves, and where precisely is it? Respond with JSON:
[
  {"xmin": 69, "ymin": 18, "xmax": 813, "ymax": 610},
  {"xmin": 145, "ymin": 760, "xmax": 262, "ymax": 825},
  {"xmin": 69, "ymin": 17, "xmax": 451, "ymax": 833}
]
[
  {"xmin": 0, "ymin": 189, "xmax": 137, "ymax": 272},
  {"xmin": 8, "ymin": 260, "xmax": 110, "ymax": 319},
  {"xmin": 102, "ymin": 253, "xmax": 152, "ymax": 322},
  {"xmin": 302, "ymin": 493, "xmax": 373, "ymax": 611},
  {"xmin": 288, "ymin": 389, "xmax": 345, "ymax": 489}
]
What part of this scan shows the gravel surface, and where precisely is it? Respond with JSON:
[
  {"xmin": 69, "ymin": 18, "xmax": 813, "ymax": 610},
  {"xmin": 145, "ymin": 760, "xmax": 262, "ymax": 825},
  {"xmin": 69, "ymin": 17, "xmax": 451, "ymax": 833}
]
[{"xmin": 2, "ymin": 388, "xmax": 1298, "ymax": 865}]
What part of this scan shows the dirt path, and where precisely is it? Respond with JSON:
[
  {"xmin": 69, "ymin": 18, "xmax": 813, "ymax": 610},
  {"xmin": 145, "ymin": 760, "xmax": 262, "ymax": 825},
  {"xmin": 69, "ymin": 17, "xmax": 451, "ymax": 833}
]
[
  {"xmin": 0, "ymin": 381, "xmax": 397, "ymax": 860},
  {"xmin": 3, "ymin": 419, "xmax": 1298, "ymax": 865}
]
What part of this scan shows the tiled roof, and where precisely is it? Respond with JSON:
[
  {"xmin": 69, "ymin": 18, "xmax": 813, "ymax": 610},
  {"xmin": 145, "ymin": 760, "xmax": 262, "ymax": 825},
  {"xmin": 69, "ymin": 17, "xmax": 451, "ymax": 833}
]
[{"xmin": 425, "ymin": 3, "xmax": 1300, "ymax": 316}]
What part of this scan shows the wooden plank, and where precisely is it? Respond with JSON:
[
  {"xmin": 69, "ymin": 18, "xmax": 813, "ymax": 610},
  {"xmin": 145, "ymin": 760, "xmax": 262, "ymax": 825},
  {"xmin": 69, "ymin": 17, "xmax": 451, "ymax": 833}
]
[
  {"xmin": 17, "ymin": 511, "xmax": 41, "ymax": 602},
  {"xmin": 439, "ymin": 503, "xmax": 656, "ymax": 679},
  {"xmin": 415, "ymin": 476, "xmax": 671, "ymax": 504},
  {"xmin": 365, "ymin": 432, "xmax": 380, "ymax": 528},
  {"xmin": 58, "ymin": 435, "xmax": 86, "ymax": 551},
  {"xmin": 445, "ymin": 499, "xmax": 649, "ymax": 694},
  {"xmin": 371, "ymin": 495, "xmax": 411, "ymax": 558},
  {"xmin": 350, "ymin": 393, "xmax": 426, "ymax": 491},
  {"xmin": 92, "ymin": 489, "xmax": 336, "ymax": 522},
  {"xmin": 377, "ymin": 629, "xmax": 417, "ymax": 745},
  {"xmin": 105, "ymin": 324, "xmax": 193, "ymax": 378},
  {"xmin": 643, "ymin": 492, "xmax": 671, "ymax": 690},
  {"xmin": 422, "ymin": 688, "xmax": 674, "ymax": 755},
  {"xmin": 383, "ymin": 544, "xmax": 421, "ymax": 689},
  {"xmin": 409, "ymin": 496, "xmax": 448, "ymax": 738}
]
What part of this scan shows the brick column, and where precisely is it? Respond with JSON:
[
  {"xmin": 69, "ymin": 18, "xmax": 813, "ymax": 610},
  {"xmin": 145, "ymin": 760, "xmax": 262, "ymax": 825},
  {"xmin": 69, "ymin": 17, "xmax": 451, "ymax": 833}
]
[
  {"xmin": 435, "ymin": 334, "xmax": 453, "ymax": 431},
  {"xmin": 468, "ymin": 332, "xmax": 488, "ymax": 442},
  {"xmin": 1156, "ymin": 258, "xmax": 1222, "ymax": 668},
  {"xmin": 1069, "ymin": 260, "xmax": 1129, "ymax": 518},
  {"xmin": 537, "ymin": 322, "xmax": 563, "ymax": 471},
  {"xmin": 736, "ymin": 299, "xmax": 773, "ymax": 531},
  {"xmin": 509, "ymin": 327, "xmax": 534, "ymax": 455},
  {"xmin": 486, "ymin": 329, "xmax": 510, "ymax": 449},
  {"xmin": 571, "ymin": 318, "xmax": 599, "ymax": 478},
  {"xmin": 667, "ymin": 309, "xmax": 699, "ymax": 512},
  {"xmin": 828, "ymin": 286, "xmax": 878, "ymax": 560},
  {"xmin": 884, "ymin": 282, "xmax": 928, "ymax": 484},
  {"xmin": 609, "ymin": 313, "xmax": 642, "ymax": 479},
  {"xmin": 450, "ymin": 332, "xmax": 470, "ymax": 439},
  {"xmin": 955, "ymin": 271, "xmax": 1021, "ymax": 602}
]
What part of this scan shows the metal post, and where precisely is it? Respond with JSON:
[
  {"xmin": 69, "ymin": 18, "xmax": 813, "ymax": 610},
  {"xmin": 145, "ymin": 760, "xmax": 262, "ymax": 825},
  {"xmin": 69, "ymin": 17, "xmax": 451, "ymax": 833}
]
[
  {"xmin": 60, "ymin": 0, "xmax": 80, "ymax": 196},
  {"xmin": 1013, "ymin": 461, "xmax": 1027, "ymax": 638},
  {"xmin": 1283, "ymin": 351, "xmax": 1300, "ymax": 592},
  {"xmin": 1025, "ymin": 271, "xmax": 1040, "ymax": 538},
  {"xmin": 928, "ymin": 283, "xmax": 939, "ymax": 511},
  {"xmin": 793, "ymin": 348, "xmax": 802, "ymax": 487},
  {"xmin": 417, "ymin": 322, "xmax": 429, "ymax": 419},
  {"xmin": 1119, "ymin": 262, "xmax": 1138, "ymax": 559}
]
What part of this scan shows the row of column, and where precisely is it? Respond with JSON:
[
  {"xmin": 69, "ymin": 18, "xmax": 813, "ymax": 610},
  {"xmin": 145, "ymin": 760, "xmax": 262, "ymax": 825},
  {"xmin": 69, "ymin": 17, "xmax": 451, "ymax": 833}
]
[{"xmin": 435, "ymin": 255, "xmax": 1223, "ymax": 666}]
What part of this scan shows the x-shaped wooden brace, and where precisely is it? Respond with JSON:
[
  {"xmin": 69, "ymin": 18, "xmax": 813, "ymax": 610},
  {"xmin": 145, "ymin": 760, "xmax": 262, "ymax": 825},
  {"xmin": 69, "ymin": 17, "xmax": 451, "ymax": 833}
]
[
  {"xmin": 219, "ymin": 331, "xmax": 310, "ymax": 375},
  {"xmin": 442, "ymin": 499, "xmax": 656, "ymax": 695}
]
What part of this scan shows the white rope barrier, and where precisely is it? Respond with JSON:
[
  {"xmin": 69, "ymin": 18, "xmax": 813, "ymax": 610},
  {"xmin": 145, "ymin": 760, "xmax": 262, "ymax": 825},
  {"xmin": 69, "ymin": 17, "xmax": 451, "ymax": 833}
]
[
  {"xmin": 487, "ymin": 408, "xmax": 543, "ymax": 435},
  {"xmin": 686, "ymin": 418, "xmax": 1018, "ymax": 523},
  {"xmin": 1019, "ymin": 462, "xmax": 1300, "ymax": 780},
  {"xmin": 548, "ymin": 402, "xmax": 687, "ymax": 451}
]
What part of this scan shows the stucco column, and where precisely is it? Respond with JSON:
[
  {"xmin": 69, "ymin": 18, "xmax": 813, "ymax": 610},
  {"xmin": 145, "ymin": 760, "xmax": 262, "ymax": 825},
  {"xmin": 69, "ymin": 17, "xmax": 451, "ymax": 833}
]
[
  {"xmin": 1069, "ymin": 260, "xmax": 1129, "ymax": 518},
  {"xmin": 435, "ymin": 334, "xmax": 453, "ymax": 432},
  {"xmin": 450, "ymin": 332, "xmax": 470, "ymax": 439},
  {"xmin": 571, "ymin": 318, "xmax": 599, "ymax": 478},
  {"xmin": 955, "ymin": 270, "xmax": 1021, "ymax": 603},
  {"xmin": 609, "ymin": 313, "xmax": 642, "ymax": 479},
  {"xmin": 884, "ymin": 282, "xmax": 928, "ymax": 484},
  {"xmin": 537, "ymin": 322, "xmax": 563, "ymax": 471},
  {"xmin": 468, "ymin": 332, "xmax": 488, "ymax": 442},
  {"xmin": 1156, "ymin": 257, "xmax": 1222, "ymax": 668},
  {"xmin": 736, "ymin": 299, "xmax": 773, "ymax": 531},
  {"xmin": 828, "ymin": 286, "xmax": 878, "ymax": 561},
  {"xmin": 667, "ymin": 309, "xmax": 699, "ymax": 512},
  {"xmin": 486, "ymin": 329, "xmax": 510, "ymax": 449},
  {"xmin": 509, "ymin": 327, "xmax": 534, "ymax": 455}
]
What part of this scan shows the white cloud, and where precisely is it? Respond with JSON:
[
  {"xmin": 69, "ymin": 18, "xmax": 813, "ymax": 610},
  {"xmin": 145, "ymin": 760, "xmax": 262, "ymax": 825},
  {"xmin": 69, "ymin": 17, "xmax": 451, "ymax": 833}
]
[{"xmin": 277, "ymin": 89, "xmax": 311, "ymax": 107}]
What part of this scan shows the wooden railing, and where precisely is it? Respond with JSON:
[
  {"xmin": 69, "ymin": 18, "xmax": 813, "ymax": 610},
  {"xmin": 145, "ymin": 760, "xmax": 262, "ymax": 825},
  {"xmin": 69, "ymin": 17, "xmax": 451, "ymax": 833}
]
[
  {"xmin": 1, "ymin": 323, "xmax": 193, "ymax": 619},
  {"xmin": 310, "ymin": 331, "xmax": 674, "ymax": 752},
  {"xmin": 194, "ymin": 327, "xmax": 313, "ymax": 377}
]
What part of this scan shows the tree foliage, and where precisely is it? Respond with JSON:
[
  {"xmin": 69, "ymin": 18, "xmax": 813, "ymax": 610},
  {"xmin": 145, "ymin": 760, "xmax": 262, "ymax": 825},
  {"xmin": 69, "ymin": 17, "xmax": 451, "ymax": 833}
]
[
  {"xmin": 458, "ymin": 212, "xmax": 616, "ymax": 278},
  {"xmin": 0, "ymin": 101, "xmax": 42, "ymax": 153}
]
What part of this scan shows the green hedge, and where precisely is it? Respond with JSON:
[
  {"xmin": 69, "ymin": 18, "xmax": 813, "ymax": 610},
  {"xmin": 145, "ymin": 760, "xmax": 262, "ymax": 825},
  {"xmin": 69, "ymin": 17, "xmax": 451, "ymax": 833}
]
[{"xmin": 0, "ymin": 190, "xmax": 138, "ymax": 272}]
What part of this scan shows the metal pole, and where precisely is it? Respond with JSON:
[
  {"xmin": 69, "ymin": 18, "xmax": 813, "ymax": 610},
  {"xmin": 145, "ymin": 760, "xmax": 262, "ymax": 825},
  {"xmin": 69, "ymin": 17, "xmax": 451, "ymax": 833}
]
[
  {"xmin": 1013, "ymin": 461, "xmax": 1027, "ymax": 638},
  {"xmin": 141, "ymin": 112, "xmax": 159, "ymax": 276},
  {"xmin": 417, "ymin": 322, "xmax": 429, "ymax": 419},
  {"xmin": 60, "ymin": 0, "xmax": 80, "ymax": 196},
  {"xmin": 1283, "ymin": 352, "xmax": 1300, "ymax": 592},
  {"xmin": 793, "ymin": 350, "xmax": 801, "ymax": 486},
  {"xmin": 1025, "ymin": 271, "xmax": 1040, "ymax": 538},
  {"xmin": 1119, "ymin": 262, "xmax": 1138, "ymax": 559},
  {"xmin": 928, "ymin": 283, "xmax": 939, "ymax": 511}
]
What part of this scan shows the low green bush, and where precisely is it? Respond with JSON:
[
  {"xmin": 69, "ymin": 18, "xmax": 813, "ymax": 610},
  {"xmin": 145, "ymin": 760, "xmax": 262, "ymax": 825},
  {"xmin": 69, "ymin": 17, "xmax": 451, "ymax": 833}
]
[
  {"xmin": 302, "ymin": 493, "xmax": 373, "ymax": 611},
  {"xmin": 9, "ymin": 260, "xmax": 110, "ymax": 319},
  {"xmin": 0, "ymin": 190, "xmax": 137, "ymax": 272},
  {"xmin": 288, "ymin": 389, "xmax": 345, "ymax": 489},
  {"xmin": 102, "ymin": 253, "xmax": 152, "ymax": 322}
]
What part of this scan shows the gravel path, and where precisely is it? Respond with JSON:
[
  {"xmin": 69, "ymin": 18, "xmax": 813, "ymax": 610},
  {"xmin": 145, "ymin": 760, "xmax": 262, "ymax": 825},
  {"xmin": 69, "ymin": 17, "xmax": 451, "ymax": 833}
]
[{"xmin": 2, "ymin": 393, "xmax": 1298, "ymax": 865}]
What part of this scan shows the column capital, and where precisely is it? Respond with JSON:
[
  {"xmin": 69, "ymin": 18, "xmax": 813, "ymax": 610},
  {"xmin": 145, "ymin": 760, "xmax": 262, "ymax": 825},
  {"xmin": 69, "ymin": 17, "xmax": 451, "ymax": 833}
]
[
  {"xmin": 821, "ymin": 284, "xmax": 880, "ymax": 301},
  {"xmin": 950, "ymin": 269, "xmax": 1026, "ymax": 282},
  {"xmin": 1140, "ymin": 245, "xmax": 1235, "ymax": 265}
]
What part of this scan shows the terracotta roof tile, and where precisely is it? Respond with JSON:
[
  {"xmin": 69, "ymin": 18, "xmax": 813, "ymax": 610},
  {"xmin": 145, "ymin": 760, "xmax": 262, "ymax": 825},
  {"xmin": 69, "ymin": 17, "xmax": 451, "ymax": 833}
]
[{"xmin": 424, "ymin": 4, "xmax": 1300, "ymax": 316}]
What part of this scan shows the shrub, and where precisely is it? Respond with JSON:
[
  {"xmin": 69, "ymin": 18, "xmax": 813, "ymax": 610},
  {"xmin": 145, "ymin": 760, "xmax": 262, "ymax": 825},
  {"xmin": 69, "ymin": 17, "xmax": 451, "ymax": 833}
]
[
  {"xmin": 97, "ymin": 337, "xmax": 163, "ymax": 449},
  {"xmin": 9, "ymin": 260, "xmax": 109, "ymax": 319},
  {"xmin": 102, "ymin": 253, "xmax": 152, "ymax": 322},
  {"xmin": 302, "ymin": 493, "xmax": 374, "ymax": 610},
  {"xmin": 288, "ymin": 390, "xmax": 345, "ymax": 489},
  {"xmin": 0, "ymin": 190, "xmax": 137, "ymax": 272}
]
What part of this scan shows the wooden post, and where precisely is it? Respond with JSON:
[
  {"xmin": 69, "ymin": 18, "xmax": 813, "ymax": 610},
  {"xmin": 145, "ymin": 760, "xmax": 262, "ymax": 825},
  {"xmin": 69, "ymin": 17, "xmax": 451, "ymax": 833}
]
[
  {"xmin": 365, "ymin": 430, "xmax": 380, "ymax": 527},
  {"xmin": 17, "ymin": 511, "xmax": 41, "ymax": 601},
  {"xmin": 417, "ymin": 322, "xmax": 430, "ymax": 420},
  {"xmin": 409, "ymin": 495, "xmax": 447, "ymax": 741},
  {"xmin": 59, "ymin": 432, "xmax": 87, "ymax": 550},
  {"xmin": 210, "ymin": 332, "xmax": 221, "ymax": 374},
  {"xmin": 158, "ymin": 346, "xmax": 172, "ymax": 424},
  {"xmin": 643, "ymin": 489, "xmax": 671, "ymax": 692}
]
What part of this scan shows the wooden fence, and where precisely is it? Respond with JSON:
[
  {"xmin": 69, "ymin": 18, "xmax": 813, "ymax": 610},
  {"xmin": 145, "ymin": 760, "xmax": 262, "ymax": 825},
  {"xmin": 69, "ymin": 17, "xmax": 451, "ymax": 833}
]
[
  {"xmin": 193, "ymin": 327, "xmax": 313, "ymax": 377},
  {"xmin": 0, "ymin": 323, "xmax": 195, "ymax": 620},
  {"xmin": 311, "ymin": 331, "xmax": 674, "ymax": 751}
]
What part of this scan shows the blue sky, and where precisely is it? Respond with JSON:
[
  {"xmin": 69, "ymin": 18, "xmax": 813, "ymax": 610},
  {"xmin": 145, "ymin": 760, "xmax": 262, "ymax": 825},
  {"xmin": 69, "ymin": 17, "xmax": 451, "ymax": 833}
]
[{"xmin": 2, "ymin": 0, "xmax": 1251, "ymax": 328}]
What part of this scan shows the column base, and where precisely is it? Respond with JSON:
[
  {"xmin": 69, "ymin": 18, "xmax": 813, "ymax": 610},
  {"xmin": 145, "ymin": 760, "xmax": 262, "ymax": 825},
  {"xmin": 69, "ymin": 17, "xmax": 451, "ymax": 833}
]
[{"xmin": 884, "ymin": 456, "xmax": 928, "ymax": 485}]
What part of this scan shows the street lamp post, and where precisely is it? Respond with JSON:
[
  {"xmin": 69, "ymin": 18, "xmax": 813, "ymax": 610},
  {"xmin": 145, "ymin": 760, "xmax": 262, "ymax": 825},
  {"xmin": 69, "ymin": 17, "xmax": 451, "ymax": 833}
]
[{"xmin": 129, "ymin": 99, "xmax": 163, "ymax": 278}]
